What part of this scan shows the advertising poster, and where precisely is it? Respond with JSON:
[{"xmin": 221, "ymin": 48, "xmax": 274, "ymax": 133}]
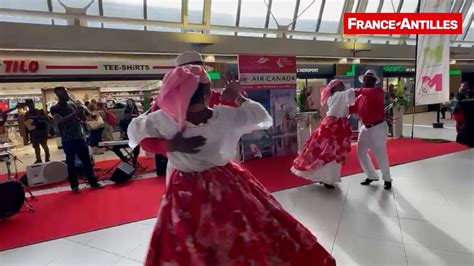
[
  {"xmin": 270, "ymin": 89, "xmax": 298, "ymax": 155},
  {"xmin": 240, "ymin": 90, "xmax": 274, "ymax": 161},
  {"xmin": 415, "ymin": 0, "xmax": 450, "ymax": 106},
  {"xmin": 241, "ymin": 130, "xmax": 274, "ymax": 161},
  {"xmin": 238, "ymin": 55, "xmax": 297, "ymax": 90},
  {"xmin": 354, "ymin": 66, "xmax": 384, "ymax": 89},
  {"xmin": 238, "ymin": 54, "xmax": 298, "ymax": 158},
  {"xmin": 246, "ymin": 90, "xmax": 271, "ymax": 111}
]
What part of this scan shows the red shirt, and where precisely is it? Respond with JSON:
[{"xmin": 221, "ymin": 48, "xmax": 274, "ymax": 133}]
[{"xmin": 349, "ymin": 88, "xmax": 385, "ymax": 126}]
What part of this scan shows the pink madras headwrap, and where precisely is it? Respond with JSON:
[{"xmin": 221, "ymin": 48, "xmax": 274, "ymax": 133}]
[
  {"xmin": 320, "ymin": 79, "xmax": 343, "ymax": 106},
  {"xmin": 156, "ymin": 65, "xmax": 210, "ymax": 129}
]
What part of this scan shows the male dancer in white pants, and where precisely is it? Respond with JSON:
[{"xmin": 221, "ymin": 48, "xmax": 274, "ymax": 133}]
[{"xmin": 350, "ymin": 70, "xmax": 392, "ymax": 190}]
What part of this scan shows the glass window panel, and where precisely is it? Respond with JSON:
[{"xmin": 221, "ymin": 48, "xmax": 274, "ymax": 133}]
[
  {"xmin": 366, "ymin": 0, "xmax": 381, "ymax": 12},
  {"xmin": 292, "ymin": 35, "xmax": 314, "ymax": 40},
  {"xmin": 147, "ymin": 26, "xmax": 181, "ymax": 33},
  {"xmin": 380, "ymin": 0, "xmax": 401, "ymax": 12},
  {"xmin": 319, "ymin": 0, "xmax": 344, "ymax": 33},
  {"xmin": 0, "ymin": 0, "xmax": 51, "ymax": 24},
  {"xmin": 148, "ymin": 0, "xmax": 182, "ymax": 22},
  {"xmin": 294, "ymin": 0, "xmax": 322, "ymax": 32},
  {"xmin": 102, "ymin": 0, "xmax": 144, "ymax": 30},
  {"xmin": 188, "ymin": 0, "xmax": 204, "ymax": 24},
  {"xmin": 315, "ymin": 36, "xmax": 336, "ymax": 41},
  {"xmin": 239, "ymin": 0, "xmax": 268, "ymax": 28},
  {"xmin": 0, "ymin": 0, "xmax": 48, "ymax": 11},
  {"xmin": 211, "ymin": 0, "xmax": 238, "ymax": 26},
  {"xmin": 351, "ymin": 0, "xmax": 360, "ymax": 12},
  {"xmin": 51, "ymin": 0, "xmax": 101, "ymax": 27},
  {"xmin": 239, "ymin": 32, "xmax": 264, "ymax": 37},
  {"xmin": 464, "ymin": 25, "xmax": 474, "ymax": 42},
  {"xmin": 400, "ymin": 0, "xmax": 418, "ymax": 12},
  {"xmin": 462, "ymin": 5, "xmax": 474, "ymax": 30},
  {"xmin": 268, "ymin": 0, "xmax": 297, "ymax": 29},
  {"xmin": 210, "ymin": 29, "xmax": 236, "ymax": 35}
]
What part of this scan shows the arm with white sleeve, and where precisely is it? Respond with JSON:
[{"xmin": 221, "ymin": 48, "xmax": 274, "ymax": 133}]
[{"xmin": 127, "ymin": 110, "xmax": 179, "ymax": 148}]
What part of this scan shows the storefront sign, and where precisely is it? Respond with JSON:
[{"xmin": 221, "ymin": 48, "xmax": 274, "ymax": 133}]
[
  {"xmin": 0, "ymin": 60, "xmax": 174, "ymax": 76},
  {"xmin": 238, "ymin": 55, "xmax": 297, "ymax": 90},
  {"xmin": 2, "ymin": 60, "xmax": 40, "ymax": 73},
  {"xmin": 297, "ymin": 65, "xmax": 335, "ymax": 78},
  {"xmin": 383, "ymin": 65, "xmax": 416, "ymax": 73},
  {"xmin": 415, "ymin": 0, "xmax": 450, "ymax": 106}
]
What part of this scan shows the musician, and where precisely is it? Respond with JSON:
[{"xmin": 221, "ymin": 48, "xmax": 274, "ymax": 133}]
[
  {"xmin": 50, "ymin": 86, "xmax": 103, "ymax": 193},
  {"xmin": 111, "ymin": 109, "xmax": 141, "ymax": 167},
  {"xmin": 25, "ymin": 99, "xmax": 50, "ymax": 164}
]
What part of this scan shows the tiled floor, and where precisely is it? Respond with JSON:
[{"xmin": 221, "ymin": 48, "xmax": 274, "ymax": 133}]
[{"xmin": 1, "ymin": 113, "xmax": 472, "ymax": 266}]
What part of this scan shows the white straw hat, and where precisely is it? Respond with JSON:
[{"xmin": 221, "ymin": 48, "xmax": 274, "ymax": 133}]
[
  {"xmin": 175, "ymin": 51, "xmax": 204, "ymax": 66},
  {"xmin": 358, "ymin": 69, "xmax": 381, "ymax": 84}
]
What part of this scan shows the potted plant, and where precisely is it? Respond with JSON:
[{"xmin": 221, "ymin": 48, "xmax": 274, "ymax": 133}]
[
  {"xmin": 295, "ymin": 87, "xmax": 322, "ymax": 151},
  {"xmin": 385, "ymin": 82, "xmax": 410, "ymax": 138}
]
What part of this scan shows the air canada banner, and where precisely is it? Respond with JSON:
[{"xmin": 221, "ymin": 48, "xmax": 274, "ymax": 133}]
[
  {"xmin": 415, "ymin": 0, "xmax": 450, "ymax": 106},
  {"xmin": 238, "ymin": 55, "xmax": 297, "ymax": 90}
]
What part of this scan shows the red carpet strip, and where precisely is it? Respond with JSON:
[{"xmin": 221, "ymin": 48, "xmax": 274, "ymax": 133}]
[{"xmin": 0, "ymin": 139, "xmax": 469, "ymax": 251}]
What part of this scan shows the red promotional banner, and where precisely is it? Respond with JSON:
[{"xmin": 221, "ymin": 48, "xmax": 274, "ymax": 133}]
[
  {"xmin": 238, "ymin": 55, "xmax": 297, "ymax": 90},
  {"xmin": 343, "ymin": 13, "xmax": 462, "ymax": 35}
]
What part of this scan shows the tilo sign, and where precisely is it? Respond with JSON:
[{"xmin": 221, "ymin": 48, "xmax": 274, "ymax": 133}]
[
  {"xmin": 1, "ymin": 60, "xmax": 40, "ymax": 73},
  {"xmin": 0, "ymin": 60, "xmax": 174, "ymax": 75}
]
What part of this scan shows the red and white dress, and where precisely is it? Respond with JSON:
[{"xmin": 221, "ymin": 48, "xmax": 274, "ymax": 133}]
[
  {"xmin": 128, "ymin": 99, "xmax": 336, "ymax": 266},
  {"xmin": 292, "ymin": 89, "xmax": 355, "ymax": 185}
]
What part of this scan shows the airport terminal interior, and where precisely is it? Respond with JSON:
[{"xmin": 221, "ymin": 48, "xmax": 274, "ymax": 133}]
[{"xmin": 0, "ymin": 0, "xmax": 473, "ymax": 265}]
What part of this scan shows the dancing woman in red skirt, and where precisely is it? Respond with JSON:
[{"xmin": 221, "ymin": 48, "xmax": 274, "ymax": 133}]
[
  {"xmin": 128, "ymin": 65, "xmax": 336, "ymax": 265},
  {"xmin": 292, "ymin": 79, "xmax": 355, "ymax": 189}
]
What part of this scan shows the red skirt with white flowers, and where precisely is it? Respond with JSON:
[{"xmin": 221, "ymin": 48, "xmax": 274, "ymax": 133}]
[
  {"xmin": 145, "ymin": 162, "xmax": 336, "ymax": 266},
  {"xmin": 293, "ymin": 116, "xmax": 352, "ymax": 172}
]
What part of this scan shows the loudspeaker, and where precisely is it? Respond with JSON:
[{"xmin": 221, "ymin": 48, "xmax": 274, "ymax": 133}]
[
  {"xmin": 26, "ymin": 161, "xmax": 68, "ymax": 187},
  {"xmin": 110, "ymin": 162, "xmax": 135, "ymax": 184}
]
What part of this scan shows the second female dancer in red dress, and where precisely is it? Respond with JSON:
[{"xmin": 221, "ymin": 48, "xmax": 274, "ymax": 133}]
[{"xmin": 292, "ymin": 79, "xmax": 356, "ymax": 189}]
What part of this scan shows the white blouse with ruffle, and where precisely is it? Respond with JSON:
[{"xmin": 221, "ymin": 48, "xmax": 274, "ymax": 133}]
[{"xmin": 128, "ymin": 99, "xmax": 272, "ymax": 173}]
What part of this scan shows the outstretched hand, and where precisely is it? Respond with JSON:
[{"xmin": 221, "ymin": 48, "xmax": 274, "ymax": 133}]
[
  {"xmin": 221, "ymin": 72, "xmax": 242, "ymax": 103},
  {"xmin": 167, "ymin": 132, "xmax": 206, "ymax": 154}
]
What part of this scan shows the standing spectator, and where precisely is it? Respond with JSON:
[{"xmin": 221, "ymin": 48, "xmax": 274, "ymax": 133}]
[
  {"xmin": 125, "ymin": 99, "xmax": 140, "ymax": 118},
  {"xmin": 25, "ymin": 99, "xmax": 50, "ymax": 163},
  {"xmin": 97, "ymin": 102, "xmax": 115, "ymax": 141},
  {"xmin": 85, "ymin": 103, "xmax": 105, "ymax": 155},
  {"xmin": 50, "ymin": 86, "xmax": 103, "ymax": 193}
]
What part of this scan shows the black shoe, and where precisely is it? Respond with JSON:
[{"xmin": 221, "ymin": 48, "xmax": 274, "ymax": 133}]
[
  {"xmin": 384, "ymin": 182, "xmax": 392, "ymax": 190},
  {"xmin": 90, "ymin": 181, "xmax": 105, "ymax": 189},
  {"xmin": 34, "ymin": 159, "xmax": 42, "ymax": 164},
  {"xmin": 360, "ymin": 178, "xmax": 377, "ymax": 186},
  {"xmin": 45, "ymin": 158, "xmax": 50, "ymax": 162},
  {"xmin": 323, "ymin": 183, "xmax": 335, "ymax": 189},
  {"xmin": 72, "ymin": 187, "xmax": 80, "ymax": 194}
]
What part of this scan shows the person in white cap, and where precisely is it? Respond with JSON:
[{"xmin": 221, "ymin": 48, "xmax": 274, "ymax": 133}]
[
  {"xmin": 350, "ymin": 69, "xmax": 392, "ymax": 190},
  {"xmin": 175, "ymin": 51, "xmax": 205, "ymax": 66}
]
